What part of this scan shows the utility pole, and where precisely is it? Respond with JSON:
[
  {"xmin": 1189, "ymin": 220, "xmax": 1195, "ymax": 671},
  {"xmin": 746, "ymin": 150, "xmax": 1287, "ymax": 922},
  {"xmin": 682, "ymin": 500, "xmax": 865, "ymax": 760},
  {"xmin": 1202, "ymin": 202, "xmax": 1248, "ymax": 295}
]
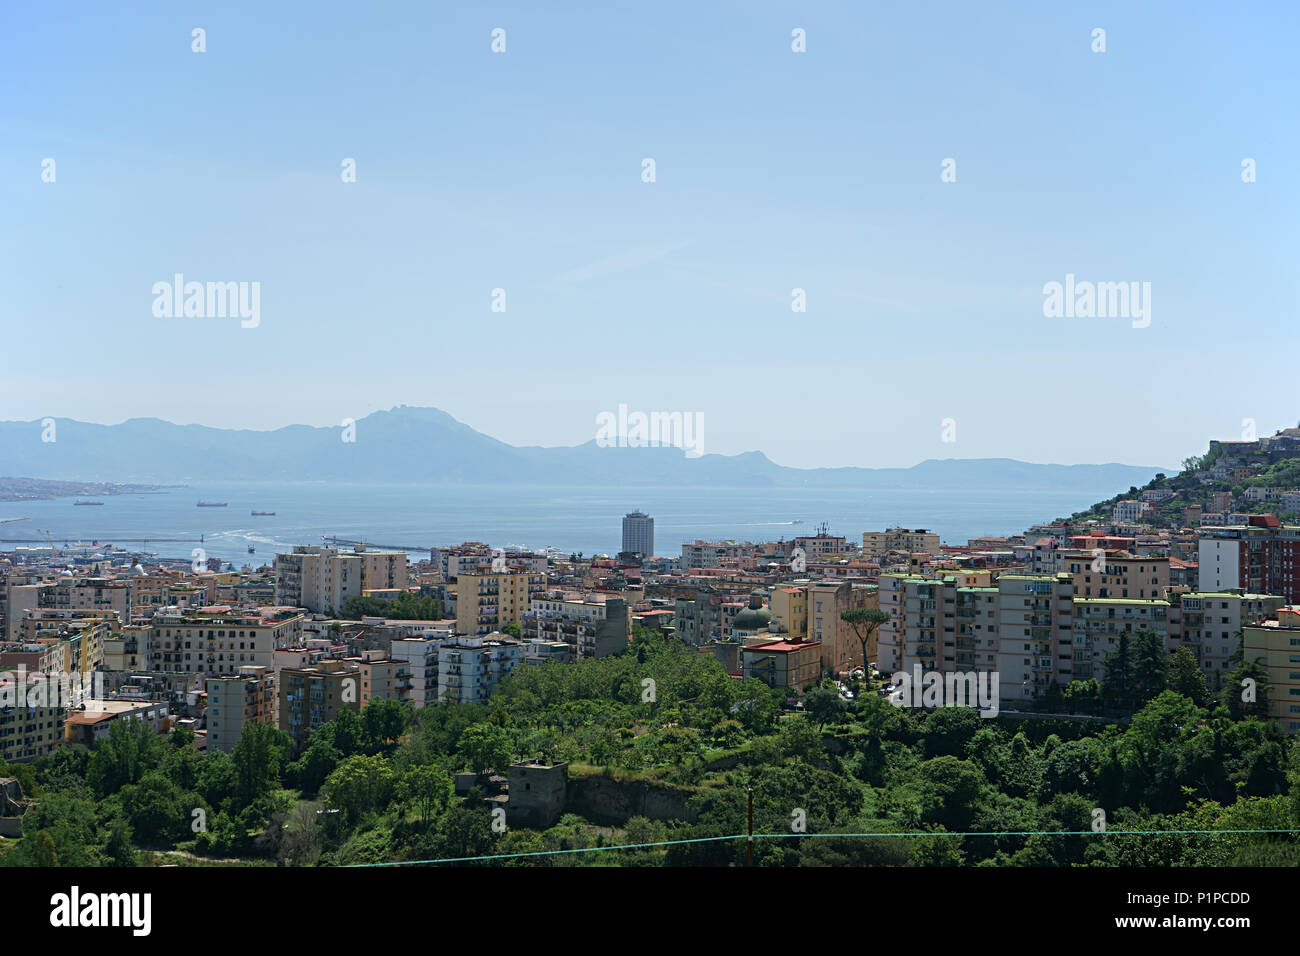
[{"xmin": 747, "ymin": 787, "xmax": 754, "ymax": 867}]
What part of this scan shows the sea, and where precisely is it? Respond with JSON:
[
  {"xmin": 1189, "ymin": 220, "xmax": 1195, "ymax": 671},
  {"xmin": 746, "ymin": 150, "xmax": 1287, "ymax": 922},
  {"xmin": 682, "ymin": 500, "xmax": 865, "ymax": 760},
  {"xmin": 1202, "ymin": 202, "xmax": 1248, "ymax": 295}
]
[{"xmin": 0, "ymin": 482, "xmax": 1101, "ymax": 565}]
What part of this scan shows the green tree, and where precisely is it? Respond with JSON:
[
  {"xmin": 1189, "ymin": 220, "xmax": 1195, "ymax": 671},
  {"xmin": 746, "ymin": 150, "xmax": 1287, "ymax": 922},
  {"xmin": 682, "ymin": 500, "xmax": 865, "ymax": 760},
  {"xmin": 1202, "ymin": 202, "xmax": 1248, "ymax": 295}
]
[
  {"xmin": 1131, "ymin": 629, "xmax": 1170, "ymax": 707},
  {"xmin": 1167, "ymin": 646, "xmax": 1209, "ymax": 706},
  {"xmin": 324, "ymin": 754, "xmax": 397, "ymax": 824},
  {"xmin": 457, "ymin": 723, "xmax": 512, "ymax": 777},
  {"xmin": 398, "ymin": 764, "xmax": 454, "ymax": 825},
  {"xmin": 31, "ymin": 830, "xmax": 59, "ymax": 867},
  {"xmin": 10, "ymin": 792, "xmax": 100, "ymax": 867},
  {"xmin": 840, "ymin": 608, "xmax": 891, "ymax": 670},
  {"xmin": 1063, "ymin": 678, "xmax": 1103, "ymax": 716},
  {"xmin": 85, "ymin": 717, "xmax": 165, "ymax": 797},
  {"xmin": 1101, "ymin": 632, "xmax": 1134, "ymax": 712},
  {"xmin": 197, "ymin": 749, "xmax": 238, "ymax": 810},
  {"xmin": 231, "ymin": 722, "xmax": 290, "ymax": 810},
  {"xmin": 293, "ymin": 738, "xmax": 342, "ymax": 798},
  {"xmin": 122, "ymin": 770, "xmax": 187, "ymax": 845},
  {"xmin": 1222, "ymin": 647, "xmax": 1270, "ymax": 720},
  {"xmin": 803, "ymin": 686, "xmax": 847, "ymax": 730},
  {"xmin": 922, "ymin": 706, "xmax": 983, "ymax": 758},
  {"xmin": 104, "ymin": 818, "xmax": 137, "ymax": 866},
  {"xmin": 279, "ymin": 801, "xmax": 325, "ymax": 866},
  {"xmin": 917, "ymin": 756, "xmax": 986, "ymax": 831},
  {"xmin": 363, "ymin": 698, "xmax": 408, "ymax": 745}
]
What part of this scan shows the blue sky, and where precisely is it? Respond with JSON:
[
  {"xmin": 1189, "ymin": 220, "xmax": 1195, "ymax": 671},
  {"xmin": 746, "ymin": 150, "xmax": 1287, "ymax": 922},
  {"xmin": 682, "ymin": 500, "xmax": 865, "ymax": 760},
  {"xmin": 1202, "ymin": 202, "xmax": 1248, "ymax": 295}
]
[{"xmin": 2, "ymin": 1, "xmax": 1296, "ymax": 470}]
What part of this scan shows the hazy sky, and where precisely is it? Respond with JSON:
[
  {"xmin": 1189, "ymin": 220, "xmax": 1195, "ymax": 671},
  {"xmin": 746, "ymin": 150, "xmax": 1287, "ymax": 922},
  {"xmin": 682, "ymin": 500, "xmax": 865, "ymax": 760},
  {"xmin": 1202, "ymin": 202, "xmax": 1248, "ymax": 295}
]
[{"xmin": 2, "ymin": 1, "xmax": 1296, "ymax": 470}]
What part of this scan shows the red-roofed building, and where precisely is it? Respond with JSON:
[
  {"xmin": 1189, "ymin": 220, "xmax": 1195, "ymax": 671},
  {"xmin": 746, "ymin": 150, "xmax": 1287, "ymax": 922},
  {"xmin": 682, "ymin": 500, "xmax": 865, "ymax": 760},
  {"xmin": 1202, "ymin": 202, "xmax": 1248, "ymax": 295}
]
[{"xmin": 741, "ymin": 638, "xmax": 821, "ymax": 689}]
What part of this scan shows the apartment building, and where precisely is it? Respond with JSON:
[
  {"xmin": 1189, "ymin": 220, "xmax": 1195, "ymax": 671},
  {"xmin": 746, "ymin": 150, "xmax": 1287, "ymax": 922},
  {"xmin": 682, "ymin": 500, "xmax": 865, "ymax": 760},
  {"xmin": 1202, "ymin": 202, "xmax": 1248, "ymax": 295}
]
[
  {"xmin": 279, "ymin": 660, "xmax": 362, "ymax": 753},
  {"xmin": 521, "ymin": 592, "xmax": 629, "ymax": 658},
  {"xmin": 622, "ymin": 512, "xmax": 654, "ymax": 557},
  {"xmin": 0, "ymin": 672, "xmax": 66, "ymax": 762},
  {"xmin": 146, "ymin": 608, "xmax": 304, "ymax": 677},
  {"xmin": 792, "ymin": 532, "xmax": 848, "ymax": 558},
  {"xmin": 5, "ymin": 578, "xmax": 133, "ymax": 641},
  {"xmin": 357, "ymin": 550, "xmax": 409, "ymax": 593},
  {"xmin": 879, "ymin": 571, "xmax": 1076, "ymax": 703},
  {"xmin": 741, "ymin": 638, "xmax": 822, "ymax": 689},
  {"xmin": 438, "ymin": 635, "xmax": 520, "ymax": 704},
  {"xmin": 1169, "ymin": 591, "xmax": 1284, "ymax": 690},
  {"xmin": 862, "ymin": 528, "xmax": 940, "ymax": 559},
  {"xmin": 878, "ymin": 571, "xmax": 997, "ymax": 675},
  {"xmin": 987, "ymin": 574, "xmax": 1077, "ymax": 704},
  {"xmin": 388, "ymin": 636, "xmax": 441, "ymax": 707},
  {"xmin": 1199, "ymin": 517, "xmax": 1300, "ymax": 603},
  {"xmin": 1063, "ymin": 552, "xmax": 1169, "ymax": 600},
  {"xmin": 432, "ymin": 543, "xmax": 493, "ymax": 581},
  {"xmin": 455, "ymin": 569, "xmax": 544, "ymax": 637},
  {"xmin": 806, "ymin": 581, "xmax": 879, "ymax": 675},
  {"xmin": 273, "ymin": 546, "xmax": 407, "ymax": 614},
  {"xmin": 1241, "ymin": 609, "xmax": 1300, "ymax": 734},
  {"xmin": 521, "ymin": 640, "xmax": 571, "ymax": 665},
  {"xmin": 13, "ymin": 609, "xmax": 114, "ymax": 673},
  {"xmin": 205, "ymin": 665, "xmax": 276, "ymax": 753},
  {"xmin": 101, "ymin": 624, "xmax": 152, "ymax": 671},
  {"xmin": 65, "ymin": 698, "xmax": 170, "ymax": 748},
  {"xmin": 1112, "ymin": 500, "xmax": 1153, "ymax": 523},
  {"xmin": 274, "ymin": 546, "xmax": 360, "ymax": 613},
  {"xmin": 1070, "ymin": 597, "xmax": 1168, "ymax": 686},
  {"xmin": 357, "ymin": 657, "xmax": 409, "ymax": 705},
  {"xmin": 769, "ymin": 586, "xmax": 808, "ymax": 638},
  {"xmin": 680, "ymin": 540, "xmax": 754, "ymax": 571}
]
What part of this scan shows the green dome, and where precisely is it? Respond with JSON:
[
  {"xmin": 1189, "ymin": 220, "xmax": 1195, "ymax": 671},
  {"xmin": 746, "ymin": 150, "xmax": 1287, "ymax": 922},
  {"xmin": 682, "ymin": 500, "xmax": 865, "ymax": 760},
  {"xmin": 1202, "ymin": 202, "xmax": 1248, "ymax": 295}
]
[{"xmin": 732, "ymin": 605, "xmax": 772, "ymax": 631}]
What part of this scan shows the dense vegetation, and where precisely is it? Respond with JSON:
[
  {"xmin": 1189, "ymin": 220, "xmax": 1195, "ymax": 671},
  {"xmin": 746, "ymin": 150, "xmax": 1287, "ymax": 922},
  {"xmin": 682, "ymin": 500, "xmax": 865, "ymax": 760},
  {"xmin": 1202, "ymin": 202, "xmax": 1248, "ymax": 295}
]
[
  {"xmin": 2, "ymin": 627, "xmax": 1297, "ymax": 867},
  {"xmin": 339, "ymin": 592, "xmax": 444, "ymax": 621}
]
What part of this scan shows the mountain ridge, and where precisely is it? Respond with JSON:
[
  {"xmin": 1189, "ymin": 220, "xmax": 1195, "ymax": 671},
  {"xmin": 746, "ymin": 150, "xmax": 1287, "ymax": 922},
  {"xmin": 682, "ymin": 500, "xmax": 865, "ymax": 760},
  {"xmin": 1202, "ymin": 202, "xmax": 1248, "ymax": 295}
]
[{"xmin": 0, "ymin": 406, "xmax": 1169, "ymax": 492}]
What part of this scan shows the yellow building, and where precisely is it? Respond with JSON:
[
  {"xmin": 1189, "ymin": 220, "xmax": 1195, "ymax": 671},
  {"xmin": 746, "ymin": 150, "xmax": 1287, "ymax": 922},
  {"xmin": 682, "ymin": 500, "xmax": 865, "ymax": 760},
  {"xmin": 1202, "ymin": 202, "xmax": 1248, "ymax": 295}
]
[
  {"xmin": 1242, "ymin": 609, "xmax": 1300, "ymax": 734},
  {"xmin": 455, "ymin": 569, "xmax": 545, "ymax": 636},
  {"xmin": 1064, "ymin": 553, "xmax": 1169, "ymax": 601},
  {"xmin": 357, "ymin": 657, "xmax": 408, "ymax": 705},
  {"xmin": 769, "ymin": 586, "xmax": 808, "ymax": 637},
  {"xmin": 102, "ymin": 624, "xmax": 152, "ymax": 671},
  {"xmin": 863, "ymin": 529, "xmax": 940, "ymax": 558},
  {"xmin": 278, "ymin": 660, "xmax": 361, "ymax": 753}
]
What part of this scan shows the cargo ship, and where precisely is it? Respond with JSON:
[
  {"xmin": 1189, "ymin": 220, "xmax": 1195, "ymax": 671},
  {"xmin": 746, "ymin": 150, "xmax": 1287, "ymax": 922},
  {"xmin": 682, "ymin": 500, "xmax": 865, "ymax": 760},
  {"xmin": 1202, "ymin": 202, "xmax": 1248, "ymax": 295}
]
[
  {"xmin": 196, "ymin": 501, "xmax": 228, "ymax": 507},
  {"xmin": 251, "ymin": 511, "xmax": 275, "ymax": 516},
  {"xmin": 73, "ymin": 500, "xmax": 104, "ymax": 506}
]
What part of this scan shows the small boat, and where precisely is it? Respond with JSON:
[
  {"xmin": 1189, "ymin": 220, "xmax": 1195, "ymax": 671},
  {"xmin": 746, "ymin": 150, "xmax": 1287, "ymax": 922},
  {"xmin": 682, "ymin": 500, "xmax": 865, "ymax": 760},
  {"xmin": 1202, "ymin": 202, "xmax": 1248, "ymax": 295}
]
[
  {"xmin": 73, "ymin": 500, "xmax": 104, "ymax": 506},
  {"xmin": 251, "ymin": 511, "xmax": 275, "ymax": 516},
  {"xmin": 248, "ymin": 545, "xmax": 256, "ymax": 554},
  {"xmin": 196, "ymin": 501, "xmax": 228, "ymax": 507}
]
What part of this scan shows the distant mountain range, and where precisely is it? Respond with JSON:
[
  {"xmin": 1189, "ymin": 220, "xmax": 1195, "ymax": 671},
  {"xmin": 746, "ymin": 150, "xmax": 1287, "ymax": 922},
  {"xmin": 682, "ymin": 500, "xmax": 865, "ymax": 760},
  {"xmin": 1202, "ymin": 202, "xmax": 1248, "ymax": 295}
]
[{"xmin": 0, "ymin": 406, "xmax": 1168, "ymax": 492}]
